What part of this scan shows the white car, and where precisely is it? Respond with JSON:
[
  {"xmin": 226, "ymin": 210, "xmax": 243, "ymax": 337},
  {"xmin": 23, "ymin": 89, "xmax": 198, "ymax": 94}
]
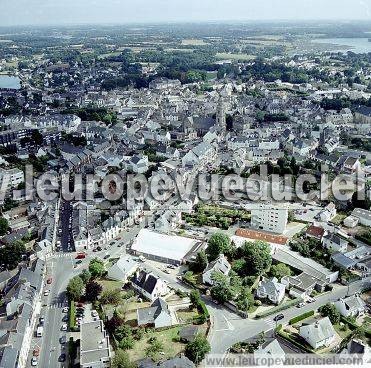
[
  {"xmin": 43, "ymin": 290, "xmax": 50, "ymax": 296},
  {"xmin": 91, "ymin": 310, "xmax": 98, "ymax": 318},
  {"xmin": 62, "ymin": 307, "xmax": 68, "ymax": 313},
  {"xmin": 61, "ymin": 323, "xmax": 68, "ymax": 331},
  {"xmin": 31, "ymin": 357, "xmax": 38, "ymax": 366}
]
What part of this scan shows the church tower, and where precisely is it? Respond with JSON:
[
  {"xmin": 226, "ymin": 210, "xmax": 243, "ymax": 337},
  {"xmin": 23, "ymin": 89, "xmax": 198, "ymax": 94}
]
[{"xmin": 216, "ymin": 96, "xmax": 227, "ymax": 134}]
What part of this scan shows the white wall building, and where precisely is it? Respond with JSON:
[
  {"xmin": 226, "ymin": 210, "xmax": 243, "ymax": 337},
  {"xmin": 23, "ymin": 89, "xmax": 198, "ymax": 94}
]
[{"xmin": 251, "ymin": 204, "xmax": 288, "ymax": 234}]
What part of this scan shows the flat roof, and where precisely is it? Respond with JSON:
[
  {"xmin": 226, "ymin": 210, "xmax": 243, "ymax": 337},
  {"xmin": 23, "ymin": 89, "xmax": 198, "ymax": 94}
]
[
  {"xmin": 132, "ymin": 229, "xmax": 197, "ymax": 262},
  {"xmin": 80, "ymin": 320, "xmax": 110, "ymax": 365},
  {"xmin": 235, "ymin": 228, "xmax": 288, "ymax": 245}
]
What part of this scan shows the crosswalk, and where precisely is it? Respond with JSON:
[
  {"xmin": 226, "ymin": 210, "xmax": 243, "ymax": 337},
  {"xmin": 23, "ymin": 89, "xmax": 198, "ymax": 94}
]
[
  {"xmin": 47, "ymin": 303, "xmax": 65, "ymax": 309},
  {"xmin": 53, "ymin": 253, "xmax": 73, "ymax": 259},
  {"xmin": 263, "ymin": 318, "xmax": 276, "ymax": 330}
]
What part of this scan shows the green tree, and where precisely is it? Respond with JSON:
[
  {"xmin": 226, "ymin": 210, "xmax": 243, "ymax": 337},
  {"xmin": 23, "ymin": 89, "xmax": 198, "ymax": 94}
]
[
  {"xmin": 193, "ymin": 250, "xmax": 208, "ymax": 272},
  {"xmin": 269, "ymin": 263, "xmax": 292, "ymax": 280},
  {"xmin": 66, "ymin": 276, "xmax": 84, "ymax": 301},
  {"xmin": 85, "ymin": 280, "xmax": 103, "ymax": 302},
  {"xmin": 319, "ymin": 303, "xmax": 341, "ymax": 325},
  {"xmin": 185, "ymin": 334, "xmax": 211, "ymax": 364},
  {"xmin": 190, "ymin": 290, "xmax": 202, "ymax": 309},
  {"xmin": 100, "ymin": 288, "xmax": 123, "ymax": 305},
  {"xmin": 0, "ymin": 240, "xmax": 26, "ymax": 270},
  {"xmin": 207, "ymin": 232, "xmax": 232, "ymax": 261},
  {"xmin": 89, "ymin": 258, "xmax": 105, "ymax": 278},
  {"xmin": 241, "ymin": 241, "xmax": 272, "ymax": 276},
  {"xmin": 80, "ymin": 269, "xmax": 91, "ymax": 284},
  {"xmin": 0, "ymin": 217, "xmax": 9, "ymax": 236},
  {"xmin": 111, "ymin": 349, "xmax": 135, "ymax": 368},
  {"xmin": 210, "ymin": 272, "xmax": 234, "ymax": 304}
]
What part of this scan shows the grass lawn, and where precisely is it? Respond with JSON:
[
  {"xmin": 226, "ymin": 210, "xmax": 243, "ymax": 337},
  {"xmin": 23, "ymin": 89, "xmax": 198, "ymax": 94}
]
[
  {"xmin": 177, "ymin": 309, "xmax": 199, "ymax": 324},
  {"xmin": 331, "ymin": 213, "xmax": 347, "ymax": 226},
  {"xmin": 334, "ymin": 323, "xmax": 353, "ymax": 339},
  {"xmin": 364, "ymin": 316, "xmax": 371, "ymax": 330},
  {"xmin": 98, "ymin": 279, "xmax": 123, "ymax": 292},
  {"xmin": 128, "ymin": 326, "xmax": 184, "ymax": 363}
]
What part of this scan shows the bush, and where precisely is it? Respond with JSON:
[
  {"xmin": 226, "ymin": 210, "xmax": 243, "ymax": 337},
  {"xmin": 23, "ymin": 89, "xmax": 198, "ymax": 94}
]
[{"xmin": 289, "ymin": 310, "xmax": 315, "ymax": 325}]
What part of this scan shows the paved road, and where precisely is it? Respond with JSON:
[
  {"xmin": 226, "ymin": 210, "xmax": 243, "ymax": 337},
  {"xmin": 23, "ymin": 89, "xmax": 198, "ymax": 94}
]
[
  {"xmin": 207, "ymin": 277, "xmax": 371, "ymax": 356},
  {"xmin": 60, "ymin": 200, "xmax": 74, "ymax": 252}
]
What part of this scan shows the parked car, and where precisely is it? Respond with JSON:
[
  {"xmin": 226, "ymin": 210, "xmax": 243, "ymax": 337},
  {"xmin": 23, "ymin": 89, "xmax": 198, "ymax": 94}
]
[
  {"xmin": 47, "ymin": 277, "xmax": 53, "ymax": 284},
  {"xmin": 39, "ymin": 317, "xmax": 45, "ymax": 325},
  {"xmin": 273, "ymin": 313, "xmax": 284, "ymax": 322},
  {"xmin": 61, "ymin": 323, "xmax": 68, "ymax": 331},
  {"xmin": 62, "ymin": 307, "xmax": 68, "ymax": 313},
  {"xmin": 59, "ymin": 353, "xmax": 66, "ymax": 362},
  {"xmin": 104, "ymin": 254, "xmax": 110, "ymax": 259},
  {"xmin": 31, "ymin": 357, "xmax": 38, "ymax": 366},
  {"xmin": 33, "ymin": 348, "xmax": 40, "ymax": 357},
  {"xmin": 43, "ymin": 290, "xmax": 50, "ymax": 296},
  {"xmin": 297, "ymin": 302, "xmax": 306, "ymax": 308}
]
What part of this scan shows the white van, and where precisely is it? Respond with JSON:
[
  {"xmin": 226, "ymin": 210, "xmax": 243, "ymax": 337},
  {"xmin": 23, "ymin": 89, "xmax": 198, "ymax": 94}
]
[{"xmin": 36, "ymin": 326, "xmax": 43, "ymax": 337}]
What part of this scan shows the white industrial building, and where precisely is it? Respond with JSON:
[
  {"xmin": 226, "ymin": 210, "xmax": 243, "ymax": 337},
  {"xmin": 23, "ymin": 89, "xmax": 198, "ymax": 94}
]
[
  {"xmin": 131, "ymin": 229, "xmax": 203, "ymax": 265},
  {"xmin": 250, "ymin": 204, "xmax": 288, "ymax": 234}
]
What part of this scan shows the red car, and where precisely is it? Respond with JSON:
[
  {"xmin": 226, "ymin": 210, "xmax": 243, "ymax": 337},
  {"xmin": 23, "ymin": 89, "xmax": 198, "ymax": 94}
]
[
  {"xmin": 75, "ymin": 252, "xmax": 86, "ymax": 260},
  {"xmin": 47, "ymin": 277, "xmax": 53, "ymax": 284}
]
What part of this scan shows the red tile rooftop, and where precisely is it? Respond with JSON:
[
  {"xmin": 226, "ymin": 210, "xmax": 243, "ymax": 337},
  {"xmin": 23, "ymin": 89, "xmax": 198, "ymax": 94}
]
[
  {"xmin": 306, "ymin": 225, "xmax": 325, "ymax": 239},
  {"xmin": 235, "ymin": 228, "xmax": 288, "ymax": 245}
]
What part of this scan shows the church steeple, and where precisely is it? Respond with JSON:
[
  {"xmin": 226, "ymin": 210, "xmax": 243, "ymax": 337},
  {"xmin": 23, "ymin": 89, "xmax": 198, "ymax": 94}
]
[{"xmin": 216, "ymin": 96, "xmax": 226, "ymax": 134}]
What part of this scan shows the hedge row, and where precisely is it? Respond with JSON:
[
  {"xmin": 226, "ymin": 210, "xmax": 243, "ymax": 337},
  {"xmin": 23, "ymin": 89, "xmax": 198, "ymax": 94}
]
[
  {"xmin": 68, "ymin": 300, "xmax": 76, "ymax": 330},
  {"xmin": 255, "ymin": 297, "xmax": 302, "ymax": 319},
  {"xmin": 277, "ymin": 329, "xmax": 314, "ymax": 353},
  {"xmin": 289, "ymin": 310, "xmax": 315, "ymax": 325}
]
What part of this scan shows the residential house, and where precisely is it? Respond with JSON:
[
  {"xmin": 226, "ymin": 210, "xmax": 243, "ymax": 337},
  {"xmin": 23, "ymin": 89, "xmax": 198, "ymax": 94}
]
[
  {"xmin": 334, "ymin": 295, "xmax": 366, "ymax": 318},
  {"xmin": 106, "ymin": 256, "xmax": 139, "ymax": 284},
  {"xmin": 351, "ymin": 208, "xmax": 371, "ymax": 227},
  {"xmin": 256, "ymin": 277, "xmax": 286, "ymax": 304},
  {"xmin": 306, "ymin": 225, "xmax": 326, "ymax": 241},
  {"xmin": 137, "ymin": 298, "xmax": 172, "ymax": 328},
  {"xmin": 254, "ymin": 339, "xmax": 286, "ymax": 363},
  {"xmin": 132, "ymin": 270, "xmax": 168, "ymax": 301},
  {"xmin": 299, "ymin": 317, "xmax": 337, "ymax": 350},
  {"xmin": 202, "ymin": 254, "xmax": 231, "ymax": 286},
  {"xmin": 322, "ymin": 233, "xmax": 348, "ymax": 253}
]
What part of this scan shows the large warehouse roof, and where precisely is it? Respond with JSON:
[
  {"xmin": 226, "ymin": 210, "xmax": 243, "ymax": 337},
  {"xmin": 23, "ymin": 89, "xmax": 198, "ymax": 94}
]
[{"xmin": 131, "ymin": 229, "xmax": 197, "ymax": 262}]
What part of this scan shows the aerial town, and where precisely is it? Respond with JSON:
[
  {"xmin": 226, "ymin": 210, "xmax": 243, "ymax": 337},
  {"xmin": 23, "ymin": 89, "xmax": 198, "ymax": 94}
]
[{"xmin": 0, "ymin": 8, "xmax": 370, "ymax": 368}]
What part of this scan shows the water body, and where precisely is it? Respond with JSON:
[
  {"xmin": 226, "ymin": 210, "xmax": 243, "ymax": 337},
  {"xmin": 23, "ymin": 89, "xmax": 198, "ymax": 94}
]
[
  {"xmin": 0, "ymin": 75, "xmax": 21, "ymax": 89},
  {"xmin": 312, "ymin": 38, "xmax": 371, "ymax": 54}
]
